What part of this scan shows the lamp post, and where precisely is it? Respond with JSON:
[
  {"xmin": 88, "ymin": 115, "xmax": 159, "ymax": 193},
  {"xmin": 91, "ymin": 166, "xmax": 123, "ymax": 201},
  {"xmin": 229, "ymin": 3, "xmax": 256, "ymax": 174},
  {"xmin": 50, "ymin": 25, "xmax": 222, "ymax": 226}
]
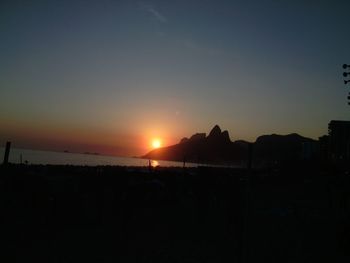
[{"xmin": 342, "ymin": 64, "xmax": 350, "ymax": 105}]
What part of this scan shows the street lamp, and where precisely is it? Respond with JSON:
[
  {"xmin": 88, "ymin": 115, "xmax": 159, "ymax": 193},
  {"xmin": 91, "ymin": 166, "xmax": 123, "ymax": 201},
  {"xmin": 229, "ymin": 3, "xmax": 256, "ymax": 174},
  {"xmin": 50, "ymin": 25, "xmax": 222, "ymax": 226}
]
[{"xmin": 342, "ymin": 64, "xmax": 350, "ymax": 105}]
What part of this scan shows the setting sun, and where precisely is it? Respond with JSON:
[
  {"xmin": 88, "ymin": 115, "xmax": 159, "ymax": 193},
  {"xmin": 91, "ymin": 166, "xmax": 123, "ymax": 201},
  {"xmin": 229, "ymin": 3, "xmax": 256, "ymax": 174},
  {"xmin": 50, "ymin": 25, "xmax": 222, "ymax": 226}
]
[{"xmin": 152, "ymin": 139, "xmax": 161, "ymax": 149}]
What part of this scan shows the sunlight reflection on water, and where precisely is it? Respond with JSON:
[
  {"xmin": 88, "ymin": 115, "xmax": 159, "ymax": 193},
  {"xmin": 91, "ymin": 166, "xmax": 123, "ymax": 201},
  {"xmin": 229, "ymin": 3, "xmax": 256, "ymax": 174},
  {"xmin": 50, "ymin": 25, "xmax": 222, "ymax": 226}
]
[
  {"xmin": 0, "ymin": 148, "xmax": 241, "ymax": 168},
  {"xmin": 0, "ymin": 147, "xmax": 201, "ymax": 167},
  {"xmin": 151, "ymin": 160, "xmax": 159, "ymax": 167}
]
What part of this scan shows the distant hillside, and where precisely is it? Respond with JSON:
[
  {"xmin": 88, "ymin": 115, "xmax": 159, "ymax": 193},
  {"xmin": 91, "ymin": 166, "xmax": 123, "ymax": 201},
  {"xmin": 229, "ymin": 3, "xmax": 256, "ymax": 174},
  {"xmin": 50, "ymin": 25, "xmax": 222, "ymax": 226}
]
[
  {"xmin": 143, "ymin": 125, "xmax": 317, "ymax": 165},
  {"xmin": 143, "ymin": 125, "xmax": 247, "ymax": 164},
  {"xmin": 253, "ymin": 133, "xmax": 316, "ymax": 166}
]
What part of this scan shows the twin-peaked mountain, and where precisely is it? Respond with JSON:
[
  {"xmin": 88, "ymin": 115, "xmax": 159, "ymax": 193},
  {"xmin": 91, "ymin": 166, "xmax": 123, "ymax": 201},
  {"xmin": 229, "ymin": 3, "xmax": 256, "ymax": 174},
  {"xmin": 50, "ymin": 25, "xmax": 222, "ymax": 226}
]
[{"xmin": 143, "ymin": 125, "xmax": 316, "ymax": 165}]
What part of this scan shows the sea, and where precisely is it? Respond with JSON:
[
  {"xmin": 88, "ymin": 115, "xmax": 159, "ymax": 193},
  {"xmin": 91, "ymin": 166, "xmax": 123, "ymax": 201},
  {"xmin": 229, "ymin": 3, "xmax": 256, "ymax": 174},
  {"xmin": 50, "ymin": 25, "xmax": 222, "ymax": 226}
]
[{"xmin": 0, "ymin": 147, "xmax": 204, "ymax": 167}]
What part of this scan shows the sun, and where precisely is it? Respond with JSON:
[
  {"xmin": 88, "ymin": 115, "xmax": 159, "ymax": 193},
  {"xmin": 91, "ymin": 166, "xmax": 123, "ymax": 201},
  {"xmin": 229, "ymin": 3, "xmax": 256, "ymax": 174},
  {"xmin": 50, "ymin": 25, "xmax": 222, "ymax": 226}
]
[{"xmin": 151, "ymin": 139, "xmax": 161, "ymax": 149}]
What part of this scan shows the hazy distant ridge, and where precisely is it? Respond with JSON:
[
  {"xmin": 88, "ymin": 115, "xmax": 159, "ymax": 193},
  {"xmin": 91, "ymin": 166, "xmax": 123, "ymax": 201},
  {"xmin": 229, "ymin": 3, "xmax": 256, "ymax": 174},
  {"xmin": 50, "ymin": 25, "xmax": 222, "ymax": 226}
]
[{"xmin": 143, "ymin": 125, "xmax": 315, "ymax": 164}]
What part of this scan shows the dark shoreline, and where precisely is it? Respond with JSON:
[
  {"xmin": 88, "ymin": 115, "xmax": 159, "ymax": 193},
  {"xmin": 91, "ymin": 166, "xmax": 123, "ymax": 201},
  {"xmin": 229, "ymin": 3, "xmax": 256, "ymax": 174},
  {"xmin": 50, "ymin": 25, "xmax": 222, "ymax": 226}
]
[{"xmin": 1, "ymin": 164, "xmax": 349, "ymax": 262}]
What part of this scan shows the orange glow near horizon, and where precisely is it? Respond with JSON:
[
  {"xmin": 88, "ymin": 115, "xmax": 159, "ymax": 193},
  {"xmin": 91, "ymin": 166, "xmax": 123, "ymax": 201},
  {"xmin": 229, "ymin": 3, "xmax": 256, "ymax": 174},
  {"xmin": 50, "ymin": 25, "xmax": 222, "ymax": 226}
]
[
  {"xmin": 151, "ymin": 139, "xmax": 161, "ymax": 149},
  {"xmin": 0, "ymin": 118, "xmax": 184, "ymax": 156}
]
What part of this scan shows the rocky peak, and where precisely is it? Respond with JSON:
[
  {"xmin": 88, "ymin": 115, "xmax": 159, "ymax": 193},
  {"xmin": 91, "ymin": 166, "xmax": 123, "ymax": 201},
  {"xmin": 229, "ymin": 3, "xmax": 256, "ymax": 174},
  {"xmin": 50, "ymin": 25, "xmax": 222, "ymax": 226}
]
[
  {"xmin": 189, "ymin": 133, "xmax": 206, "ymax": 141},
  {"xmin": 221, "ymin": 130, "xmax": 231, "ymax": 142},
  {"xmin": 208, "ymin": 125, "xmax": 222, "ymax": 138}
]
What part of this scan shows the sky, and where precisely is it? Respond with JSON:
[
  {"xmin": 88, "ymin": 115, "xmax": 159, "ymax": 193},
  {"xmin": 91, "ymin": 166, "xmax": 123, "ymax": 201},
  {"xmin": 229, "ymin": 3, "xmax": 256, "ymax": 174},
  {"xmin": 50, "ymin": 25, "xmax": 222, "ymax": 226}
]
[{"xmin": 1, "ymin": 0, "xmax": 350, "ymax": 156}]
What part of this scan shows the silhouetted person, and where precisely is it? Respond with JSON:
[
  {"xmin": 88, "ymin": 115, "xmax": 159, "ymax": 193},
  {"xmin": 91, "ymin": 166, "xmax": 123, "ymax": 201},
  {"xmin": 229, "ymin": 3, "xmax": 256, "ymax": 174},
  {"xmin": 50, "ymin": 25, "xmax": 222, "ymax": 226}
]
[{"xmin": 3, "ymin": 141, "xmax": 11, "ymax": 165}]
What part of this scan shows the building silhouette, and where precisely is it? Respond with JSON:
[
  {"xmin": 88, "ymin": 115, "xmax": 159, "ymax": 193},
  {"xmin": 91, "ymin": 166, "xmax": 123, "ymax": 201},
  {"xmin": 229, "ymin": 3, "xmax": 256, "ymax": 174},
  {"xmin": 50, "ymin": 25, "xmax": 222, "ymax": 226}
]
[{"xmin": 328, "ymin": 120, "xmax": 350, "ymax": 165}]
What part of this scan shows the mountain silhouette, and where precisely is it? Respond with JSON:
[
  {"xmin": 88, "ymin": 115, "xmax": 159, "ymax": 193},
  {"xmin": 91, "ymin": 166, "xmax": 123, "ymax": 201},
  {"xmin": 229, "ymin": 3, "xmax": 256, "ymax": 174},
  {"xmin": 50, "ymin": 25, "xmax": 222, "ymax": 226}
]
[
  {"xmin": 143, "ymin": 125, "xmax": 317, "ymax": 165},
  {"xmin": 143, "ymin": 125, "xmax": 246, "ymax": 164},
  {"xmin": 253, "ymin": 133, "xmax": 315, "ymax": 165}
]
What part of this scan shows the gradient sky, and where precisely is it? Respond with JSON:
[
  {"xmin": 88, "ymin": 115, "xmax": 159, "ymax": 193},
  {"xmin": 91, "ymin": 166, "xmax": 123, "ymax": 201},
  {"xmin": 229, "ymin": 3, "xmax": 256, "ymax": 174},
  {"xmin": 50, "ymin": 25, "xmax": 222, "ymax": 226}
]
[{"xmin": 1, "ymin": 0, "xmax": 349, "ymax": 156}]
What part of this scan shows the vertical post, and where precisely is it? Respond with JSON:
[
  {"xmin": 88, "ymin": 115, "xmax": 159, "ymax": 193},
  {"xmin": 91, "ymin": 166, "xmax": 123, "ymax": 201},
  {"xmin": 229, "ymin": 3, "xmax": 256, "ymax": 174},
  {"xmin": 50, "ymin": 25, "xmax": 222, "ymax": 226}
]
[{"xmin": 3, "ymin": 141, "xmax": 11, "ymax": 165}]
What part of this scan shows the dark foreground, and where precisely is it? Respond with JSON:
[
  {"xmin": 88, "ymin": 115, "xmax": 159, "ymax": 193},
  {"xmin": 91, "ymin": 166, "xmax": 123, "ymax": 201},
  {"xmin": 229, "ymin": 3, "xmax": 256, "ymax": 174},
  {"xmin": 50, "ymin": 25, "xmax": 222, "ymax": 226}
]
[{"xmin": 1, "ymin": 164, "xmax": 349, "ymax": 263}]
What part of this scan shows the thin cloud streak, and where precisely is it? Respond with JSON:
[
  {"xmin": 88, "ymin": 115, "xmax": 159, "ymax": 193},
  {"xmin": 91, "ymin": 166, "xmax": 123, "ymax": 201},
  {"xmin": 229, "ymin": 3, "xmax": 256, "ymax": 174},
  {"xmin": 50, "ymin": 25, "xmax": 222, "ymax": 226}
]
[
  {"xmin": 147, "ymin": 6, "xmax": 167, "ymax": 23},
  {"xmin": 140, "ymin": 3, "xmax": 167, "ymax": 23}
]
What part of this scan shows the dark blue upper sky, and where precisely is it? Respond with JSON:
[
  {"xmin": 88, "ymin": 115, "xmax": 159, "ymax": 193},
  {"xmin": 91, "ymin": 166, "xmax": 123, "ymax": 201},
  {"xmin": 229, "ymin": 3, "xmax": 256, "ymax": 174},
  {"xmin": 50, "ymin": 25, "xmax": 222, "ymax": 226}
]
[{"xmin": 1, "ymin": 0, "xmax": 349, "ymax": 155}]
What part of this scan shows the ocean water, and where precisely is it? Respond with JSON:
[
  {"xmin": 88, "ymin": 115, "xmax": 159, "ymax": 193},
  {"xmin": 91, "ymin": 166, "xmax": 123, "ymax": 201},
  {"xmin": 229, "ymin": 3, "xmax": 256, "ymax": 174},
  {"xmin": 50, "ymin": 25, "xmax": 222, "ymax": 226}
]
[{"xmin": 0, "ymin": 147, "xmax": 198, "ymax": 167}]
